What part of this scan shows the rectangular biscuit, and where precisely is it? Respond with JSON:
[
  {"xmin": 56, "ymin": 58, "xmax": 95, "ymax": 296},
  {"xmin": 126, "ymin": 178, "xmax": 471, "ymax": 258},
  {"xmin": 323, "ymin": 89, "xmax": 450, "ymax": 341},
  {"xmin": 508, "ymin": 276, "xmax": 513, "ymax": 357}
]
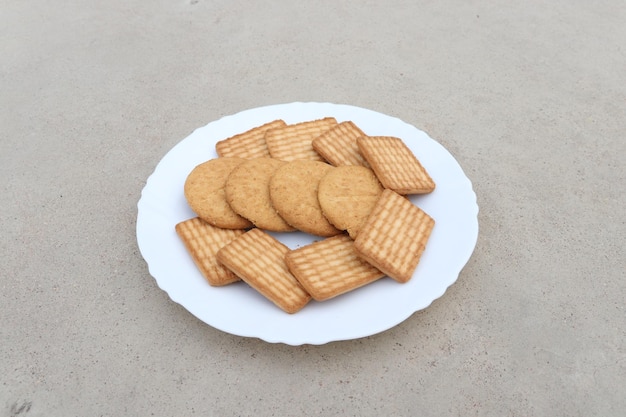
[
  {"xmin": 312, "ymin": 121, "xmax": 371, "ymax": 167},
  {"xmin": 354, "ymin": 189, "xmax": 435, "ymax": 283},
  {"xmin": 175, "ymin": 217, "xmax": 245, "ymax": 286},
  {"xmin": 265, "ymin": 117, "xmax": 338, "ymax": 161},
  {"xmin": 357, "ymin": 136, "xmax": 435, "ymax": 194},
  {"xmin": 216, "ymin": 228, "xmax": 311, "ymax": 313},
  {"xmin": 285, "ymin": 234, "xmax": 385, "ymax": 301},
  {"xmin": 215, "ymin": 119, "xmax": 286, "ymax": 159}
]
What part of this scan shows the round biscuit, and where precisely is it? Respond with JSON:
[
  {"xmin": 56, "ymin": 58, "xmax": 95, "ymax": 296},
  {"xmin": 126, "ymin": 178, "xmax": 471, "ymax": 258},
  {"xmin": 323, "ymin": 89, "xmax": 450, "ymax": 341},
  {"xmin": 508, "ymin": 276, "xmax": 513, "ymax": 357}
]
[
  {"xmin": 318, "ymin": 165, "xmax": 384, "ymax": 238},
  {"xmin": 269, "ymin": 160, "xmax": 341, "ymax": 237},
  {"xmin": 184, "ymin": 157, "xmax": 253, "ymax": 229},
  {"xmin": 225, "ymin": 158, "xmax": 295, "ymax": 232}
]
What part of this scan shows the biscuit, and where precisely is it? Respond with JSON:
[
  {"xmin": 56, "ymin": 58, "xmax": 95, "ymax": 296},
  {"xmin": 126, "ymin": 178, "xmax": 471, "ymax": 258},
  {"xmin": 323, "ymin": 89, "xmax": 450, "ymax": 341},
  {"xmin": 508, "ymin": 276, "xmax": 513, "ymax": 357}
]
[
  {"xmin": 357, "ymin": 136, "xmax": 436, "ymax": 194},
  {"xmin": 184, "ymin": 157, "xmax": 253, "ymax": 229},
  {"xmin": 312, "ymin": 121, "xmax": 371, "ymax": 167},
  {"xmin": 175, "ymin": 217, "xmax": 244, "ymax": 286},
  {"xmin": 285, "ymin": 234, "xmax": 385, "ymax": 301},
  {"xmin": 265, "ymin": 117, "xmax": 338, "ymax": 161},
  {"xmin": 269, "ymin": 160, "xmax": 342, "ymax": 237},
  {"xmin": 215, "ymin": 119, "xmax": 286, "ymax": 159},
  {"xmin": 354, "ymin": 189, "xmax": 435, "ymax": 283},
  {"xmin": 317, "ymin": 165, "xmax": 384, "ymax": 239},
  {"xmin": 216, "ymin": 228, "xmax": 311, "ymax": 314},
  {"xmin": 224, "ymin": 158, "xmax": 295, "ymax": 232}
]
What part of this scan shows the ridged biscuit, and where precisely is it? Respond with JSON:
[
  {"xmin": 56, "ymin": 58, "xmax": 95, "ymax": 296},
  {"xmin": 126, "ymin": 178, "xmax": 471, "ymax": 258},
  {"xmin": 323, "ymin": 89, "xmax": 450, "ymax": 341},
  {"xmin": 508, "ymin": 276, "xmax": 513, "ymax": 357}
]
[
  {"xmin": 216, "ymin": 228, "xmax": 311, "ymax": 314},
  {"xmin": 357, "ymin": 136, "xmax": 435, "ymax": 194},
  {"xmin": 317, "ymin": 165, "xmax": 383, "ymax": 239},
  {"xmin": 175, "ymin": 217, "xmax": 244, "ymax": 286},
  {"xmin": 286, "ymin": 234, "xmax": 385, "ymax": 301},
  {"xmin": 184, "ymin": 158, "xmax": 253, "ymax": 229},
  {"xmin": 354, "ymin": 189, "xmax": 435, "ymax": 283},
  {"xmin": 312, "ymin": 121, "xmax": 371, "ymax": 167},
  {"xmin": 269, "ymin": 160, "xmax": 341, "ymax": 237},
  {"xmin": 215, "ymin": 119, "xmax": 286, "ymax": 159},
  {"xmin": 265, "ymin": 117, "xmax": 337, "ymax": 161},
  {"xmin": 224, "ymin": 158, "xmax": 295, "ymax": 232}
]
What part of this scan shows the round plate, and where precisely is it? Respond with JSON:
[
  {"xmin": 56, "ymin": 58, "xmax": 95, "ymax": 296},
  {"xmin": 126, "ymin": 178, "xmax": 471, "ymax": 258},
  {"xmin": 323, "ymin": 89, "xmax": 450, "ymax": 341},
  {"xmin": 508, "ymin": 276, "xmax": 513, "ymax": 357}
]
[{"xmin": 136, "ymin": 102, "xmax": 479, "ymax": 345}]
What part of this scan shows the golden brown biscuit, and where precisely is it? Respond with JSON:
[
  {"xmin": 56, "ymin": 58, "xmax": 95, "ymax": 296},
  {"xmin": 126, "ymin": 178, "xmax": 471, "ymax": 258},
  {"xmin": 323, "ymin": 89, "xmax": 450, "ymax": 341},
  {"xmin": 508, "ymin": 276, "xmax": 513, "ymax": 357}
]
[
  {"xmin": 216, "ymin": 228, "xmax": 311, "ymax": 314},
  {"xmin": 285, "ymin": 234, "xmax": 385, "ymax": 301},
  {"xmin": 312, "ymin": 121, "xmax": 371, "ymax": 167},
  {"xmin": 184, "ymin": 157, "xmax": 253, "ymax": 229},
  {"xmin": 265, "ymin": 117, "xmax": 337, "ymax": 161},
  {"xmin": 354, "ymin": 189, "xmax": 435, "ymax": 283},
  {"xmin": 357, "ymin": 136, "xmax": 436, "ymax": 194},
  {"xmin": 269, "ymin": 160, "xmax": 342, "ymax": 237},
  {"xmin": 317, "ymin": 165, "xmax": 384, "ymax": 239},
  {"xmin": 224, "ymin": 158, "xmax": 295, "ymax": 232},
  {"xmin": 175, "ymin": 217, "xmax": 245, "ymax": 286},
  {"xmin": 215, "ymin": 119, "xmax": 286, "ymax": 159}
]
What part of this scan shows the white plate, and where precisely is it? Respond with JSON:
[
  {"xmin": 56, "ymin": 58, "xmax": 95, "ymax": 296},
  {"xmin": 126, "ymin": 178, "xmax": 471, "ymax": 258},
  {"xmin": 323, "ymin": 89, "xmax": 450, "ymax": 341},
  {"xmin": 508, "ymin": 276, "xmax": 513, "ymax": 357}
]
[{"xmin": 136, "ymin": 102, "xmax": 479, "ymax": 345}]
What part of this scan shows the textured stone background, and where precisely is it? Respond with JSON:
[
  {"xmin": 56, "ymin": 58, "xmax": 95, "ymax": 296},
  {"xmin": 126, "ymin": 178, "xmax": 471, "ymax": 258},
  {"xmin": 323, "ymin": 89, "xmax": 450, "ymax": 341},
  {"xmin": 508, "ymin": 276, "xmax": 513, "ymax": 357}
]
[{"xmin": 2, "ymin": 1, "xmax": 624, "ymax": 415}]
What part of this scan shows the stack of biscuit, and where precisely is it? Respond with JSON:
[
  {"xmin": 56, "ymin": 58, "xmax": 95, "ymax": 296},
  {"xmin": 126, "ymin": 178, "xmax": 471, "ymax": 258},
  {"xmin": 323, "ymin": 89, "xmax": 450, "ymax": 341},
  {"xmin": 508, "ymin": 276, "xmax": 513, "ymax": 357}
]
[{"xmin": 176, "ymin": 118, "xmax": 436, "ymax": 313}]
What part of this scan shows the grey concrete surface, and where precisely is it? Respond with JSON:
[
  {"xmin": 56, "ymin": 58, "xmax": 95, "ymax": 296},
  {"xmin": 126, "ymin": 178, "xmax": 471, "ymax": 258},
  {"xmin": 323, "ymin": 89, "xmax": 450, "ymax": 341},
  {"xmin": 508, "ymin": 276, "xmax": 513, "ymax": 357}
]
[{"xmin": 2, "ymin": 0, "xmax": 625, "ymax": 416}]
